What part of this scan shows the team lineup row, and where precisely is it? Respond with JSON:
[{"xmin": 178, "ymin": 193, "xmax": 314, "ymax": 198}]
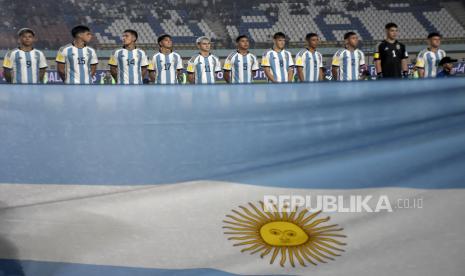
[{"xmin": 2, "ymin": 24, "xmax": 455, "ymax": 85}]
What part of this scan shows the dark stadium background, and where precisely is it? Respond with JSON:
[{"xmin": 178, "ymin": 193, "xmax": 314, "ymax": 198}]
[{"xmin": 1, "ymin": 0, "xmax": 464, "ymax": 82}]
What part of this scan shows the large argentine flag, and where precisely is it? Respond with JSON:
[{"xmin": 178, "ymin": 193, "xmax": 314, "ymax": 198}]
[{"xmin": 1, "ymin": 79, "xmax": 465, "ymax": 275}]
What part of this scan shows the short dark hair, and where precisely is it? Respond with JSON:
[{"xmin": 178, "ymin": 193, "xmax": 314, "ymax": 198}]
[
  {"xmin": 273, "ymin": 32, "xmax": 286, "ymax": 39},
  {"xmin": 157, "ymin": 34, "xmax": 172, "ymax": 45},
  {"xmin": 71, "ymin": 25, "xmax": 91, "ymax": 38},
  {"xmin": 427, "ymin": 32, "xmax": 441, "ymax": 39},
  {"xmin": 385, "ymin": 23, "xmax": 398, "ymax": 29},
  {"xmin": 344, "ymin": 31, "xmax": 357, "ymax": 40},
  {"xmin": 305, "ymin": 33, "xmax": 318, "ymax": 40},
  {"xmin": 17, "ymin": 28, "xmax": 35, "ymax": 37},
  {"xmin": 236, "ymin": 35, "xmax": 249, "ymax": 43},
  {"xmin": 124, "ymin": 29, "xmax": 138, "ymax": 41}
]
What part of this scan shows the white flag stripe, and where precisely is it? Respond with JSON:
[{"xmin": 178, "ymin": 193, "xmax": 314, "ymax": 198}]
[{"xmin": 0, "ymin": 182, "xmax": 463, "ymax": 275}]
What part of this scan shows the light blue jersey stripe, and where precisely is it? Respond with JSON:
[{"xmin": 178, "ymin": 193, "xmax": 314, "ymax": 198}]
[
  {"xmin": 165, "ymin": 54, "xmax": 171, "ymax": 84},
  {"xmin": 195, "ymin": 57, "xmax": 202, "ymax": 84},
  {"xmin": 67, "ymin": 48, "xmax": 75, "ymax": 84},
  {"xmin": 137, "ymin": 50, "xmax": 143, "ymax": 84},
  {"xmin": 128, "ymin": 50, "xmax": 134, "ymax": 84},
  {"xmin": 87, "ymin": 49, "xmax": 93, "ymax": 84},
  {"xmin": 312, "ymin": 52, "xmax": 318, "ymax": 82},
  {"xmin": 342, "ymin": 51, "xmax": 348, "ymax": 81},
  {"xmin": 77, "ymin": 48, "xmax": 85, "ymax": 84},
  {"xmin": 233, "ymin": 54, "xmax": 240, "ymax": 84},
  {"xmin": 204, "ymin": 56, "xmax": 212, "ymax": 84},
  {"xmin": 285, "ymin": 52, "xmax": 291, "ymax": 80},
  {"xmin": 156, "ymin": 55, "xmax": 162, "ymax": 84},
  {"xmin": 25, "ymin": 52, "xmax": 33, "ymax": 84},
  {"xmin": 14, "ymin": 51, "xmax": 21, "ymax": 83},
  {"xmin": 427, "ymin": 53, "xmax": 433, "ymax": 78},
  {"xmin": 305, "ymin": 52, "xmax": 311, "ymax": 82},
  {"xmin": 35, "ymin": 51, "xmax": 40, "ymax": 83},
  {"xmin": 269, "ymin": 53, "xmax": 277, "ymax": 82},
  {"xmin": 278, "ymin": 51, "xmax": 285, "ymax": 82},
  {"xmin": 350, "ymin": 51, "xmax": 356, "ymax": 81},
  {"xmin": 174, "ymin": 55, "xmax": 179, "ymax": 84},
  {"xmin": 243, "ymin": 55, "xmax": 249, "ymax": 83},
  {"xmin": 117, "ymin": 50, "xmax": 124, "ymax": 84}
]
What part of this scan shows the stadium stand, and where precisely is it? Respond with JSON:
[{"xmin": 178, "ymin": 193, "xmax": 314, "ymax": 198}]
[{"xmin": 0, "ymin": 0, "xmax": 464, "ymax": 50}]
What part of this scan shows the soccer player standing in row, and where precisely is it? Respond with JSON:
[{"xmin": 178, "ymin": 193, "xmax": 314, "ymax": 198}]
[
  {"xmin": 109, "ymin": 30, "xmax": 148, "ymax": 85},
  {"xmin": 261, "ymin": 32, "xmax": 294, "ymax": 83},
  {"xmin": 374, "ymin": 23, "xmax": 409, "ymax": 79},
  {"xmin": 295, "ymin": 33, "xmax": 324, "ymax": 82},
  {"xmin": 187, "ymin": 36, "xmax": 221, "ymax": 84},
  {"xmin": 148, "ymin": 34, "xmax": 183, "ymax": 84},
  {"xmin": 415, "ymin": 33, "xmax": 446, "ymax": 78},
  {"xmin": 332, "ymin": 32, "xmax": 366, "ymax": 81},
  {"xmin": 56, "ymin": 26, "xmax": 98, "ymax": 84},
  {"xmin": 3, "ymin": 28, "xmax": 48, "ymax": 84},
  {"xmin": 223, "ymin": 35, "xmax": 259, "ymax": 84}
]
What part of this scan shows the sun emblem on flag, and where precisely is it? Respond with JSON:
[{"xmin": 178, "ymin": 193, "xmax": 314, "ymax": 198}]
[{"xmin": 223, "ymin": 201, "xmax": 346, "ymax": 267}]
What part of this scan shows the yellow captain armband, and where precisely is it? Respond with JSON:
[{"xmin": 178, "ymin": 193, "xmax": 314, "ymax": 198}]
[
  {"xmin": 3, "ymin": 58, "xmax": 12, "ymax": 69},
  {"xmin": 56, "ymin": 52, "xmax": 65, "ymax": 63},
  {"xmin": 223, "ymin": 62, "xmax": 232, "ymax": 70}
]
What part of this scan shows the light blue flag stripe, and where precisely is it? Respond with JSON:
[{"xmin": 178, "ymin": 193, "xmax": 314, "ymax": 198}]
[
  {"xmin": 0, "ymin": 79, "xmax": 465, "ymax": 188},
  {"xmin": 0, "ymin": 259, "xmax": 238, "ymax": 276}
]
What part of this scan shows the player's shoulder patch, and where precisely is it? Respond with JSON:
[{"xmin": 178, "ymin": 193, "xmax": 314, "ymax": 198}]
[
  {"xmin": 262, "ymin": 49, "xmax": 273, "ymax": 57},
  {"xmin": 250, "ymin": 53, "xmax": 258, "ymax": 63},
  {"xmin": 226, "ymin": 51, "xmax": 237, "ymax": 61},
  {"xmin": 111, "ymin": 49, "xmax": 120, "ymax": 56},
  {"xmin": 35, "ymin": 49, "xmax": 45, "ymax": 55},
  {"xmin": 417, "ymin": 48, "xmax": 428, "ymax": 58},
  {"xmin": 86, "ymin": 46, "xmax": 97, "ymax": 53},
  {"xmin": 188, "ymin": 54, "xmax": 199, "ymax": 63},
  {"xmin": 334, "ymin": 49, "xmax": 344, "ymax": 57},
  {"xmin": 296, "ymin": 49, "xmax": 307, "ymax": 57},
  {"xmin": 4, "ymin": 49, "xmax": 13, "ymax": 58},
  {"xmin": 58, "ymin": 44, "xmax": 72, "ymax": 52},
  {"xmin": 210, "ymin": 54, "xmax": 220, "ymax": 63}
]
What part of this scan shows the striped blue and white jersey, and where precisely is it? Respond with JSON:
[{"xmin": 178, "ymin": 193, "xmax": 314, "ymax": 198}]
[
  {"xmin": 56, "ymin": 44, "xmax": 98, "ymax": 84},
  {"xmin": 261, "ymin": 49, "xmax": 294, "ymax": 82},
  {"xmin": 187, "ymin": 54, "xmax": 221, "ymax": 84},
  {"xmin": 148, "ymin": 52, "xmax": 183, "ymax": 84},
  {"xmin": 332, "ymin": 48, "xmax": 365, "ymax": 81},
  {"xmin": 295, "ymin": 49, "xmax": 324, "ymax": 82},
  {"xmin": 415, "ymin": 48, "xmax": 446, "ymax": 78},
  {"xmin": 109, "ymin": 48, "xmax": 149, "ymax": 85},
  {"xmin": 223, "ymin": 51, "xmax": 259, "ymax": 84},
  {"xmin": 3, "ymin": 48, "xmax": 48, "ymax": 84}
]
